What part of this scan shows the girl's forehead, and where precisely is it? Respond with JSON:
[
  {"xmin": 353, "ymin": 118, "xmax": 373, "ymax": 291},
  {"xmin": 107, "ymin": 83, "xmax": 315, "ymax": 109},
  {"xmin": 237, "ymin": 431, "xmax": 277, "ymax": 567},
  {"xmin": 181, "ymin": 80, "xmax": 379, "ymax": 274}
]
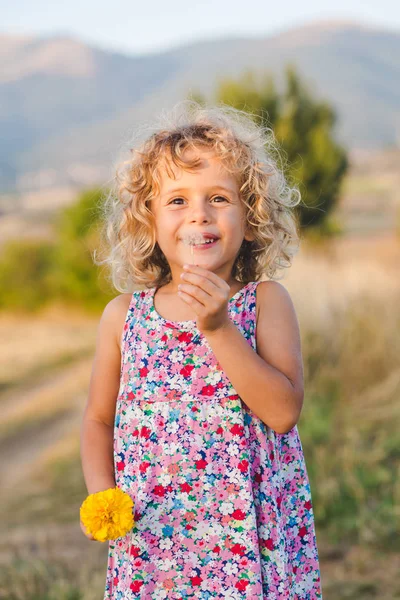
[{"xmin": 157, "ymin": 148, "xmax": 234, "ymax": 184}]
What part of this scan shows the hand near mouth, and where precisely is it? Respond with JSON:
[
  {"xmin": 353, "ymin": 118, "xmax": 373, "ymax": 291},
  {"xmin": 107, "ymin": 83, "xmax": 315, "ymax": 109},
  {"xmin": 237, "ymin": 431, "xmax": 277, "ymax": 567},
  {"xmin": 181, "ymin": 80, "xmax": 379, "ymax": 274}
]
[{"xmin": 177, "ymin": 264, "xmax": 231, "ymax": 333}]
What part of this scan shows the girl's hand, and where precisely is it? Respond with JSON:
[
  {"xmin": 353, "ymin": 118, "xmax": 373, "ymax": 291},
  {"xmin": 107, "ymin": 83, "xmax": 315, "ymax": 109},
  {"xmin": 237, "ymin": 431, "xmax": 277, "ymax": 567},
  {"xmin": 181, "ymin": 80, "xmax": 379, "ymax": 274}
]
[
  {"xmin": 178, "ymin": 264, "xmax": 232, "ymax": 334},
  {"xmin": 80, "ymin": 517, "xmax": 96, "ymax": 541}
]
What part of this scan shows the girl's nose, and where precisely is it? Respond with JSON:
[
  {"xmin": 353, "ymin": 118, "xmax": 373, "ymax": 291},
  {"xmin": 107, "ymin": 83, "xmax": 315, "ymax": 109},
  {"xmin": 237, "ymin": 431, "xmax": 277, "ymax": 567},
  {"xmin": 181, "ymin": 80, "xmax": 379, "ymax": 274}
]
[{"xmin": 189, "ymin": 204, "xmax": 212, "ymax": 221}]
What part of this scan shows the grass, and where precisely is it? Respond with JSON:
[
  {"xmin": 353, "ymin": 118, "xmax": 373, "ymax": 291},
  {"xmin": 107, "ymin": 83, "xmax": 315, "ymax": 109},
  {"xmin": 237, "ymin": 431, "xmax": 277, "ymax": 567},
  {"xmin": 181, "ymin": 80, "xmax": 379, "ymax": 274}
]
[
  {"xmin": 0, "ymin": 552, "xmax": 107, "ymax": 600},
  {"xmin": 0, "ymin": 346, "xmax": 94, "ymax": 397},
  {"xmin": 0, "ymin": 311, "xmax": 97, "ymax": 393}
]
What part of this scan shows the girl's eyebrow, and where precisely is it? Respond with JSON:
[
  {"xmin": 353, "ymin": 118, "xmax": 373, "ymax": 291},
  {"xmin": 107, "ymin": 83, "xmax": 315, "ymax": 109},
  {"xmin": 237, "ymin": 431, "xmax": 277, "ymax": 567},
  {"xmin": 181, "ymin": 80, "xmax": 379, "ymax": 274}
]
[{"xmin": 162, "ymin": 185, "xmax": 237, "ymax": 197}]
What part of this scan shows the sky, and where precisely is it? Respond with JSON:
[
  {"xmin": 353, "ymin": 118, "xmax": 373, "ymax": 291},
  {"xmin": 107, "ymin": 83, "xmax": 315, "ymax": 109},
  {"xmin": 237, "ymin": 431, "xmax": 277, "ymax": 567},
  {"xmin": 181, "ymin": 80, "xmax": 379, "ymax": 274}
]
[{"xmin": 2, "ymin": 0, "xmax": 400, "ymax": 55}]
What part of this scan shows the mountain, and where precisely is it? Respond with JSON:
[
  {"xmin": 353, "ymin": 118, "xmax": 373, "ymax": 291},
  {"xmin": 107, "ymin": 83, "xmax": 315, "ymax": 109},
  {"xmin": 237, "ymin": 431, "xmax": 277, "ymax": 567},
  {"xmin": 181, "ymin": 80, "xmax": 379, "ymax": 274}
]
[{"xmin": 0, "ymin": 21, "xmax": 399, "ymax": 192}]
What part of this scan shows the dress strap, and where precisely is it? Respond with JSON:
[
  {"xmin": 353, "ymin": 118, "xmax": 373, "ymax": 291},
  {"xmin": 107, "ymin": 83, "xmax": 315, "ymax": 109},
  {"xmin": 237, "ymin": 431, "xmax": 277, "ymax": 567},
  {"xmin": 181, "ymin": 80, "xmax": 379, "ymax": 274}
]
[
  {"xmin": 238, "ymin": 280, "xmax": 263, "ymax": 352},
  {"xmin": 120, "ymin": 290, "xmax": 145, "ymax": 353}
]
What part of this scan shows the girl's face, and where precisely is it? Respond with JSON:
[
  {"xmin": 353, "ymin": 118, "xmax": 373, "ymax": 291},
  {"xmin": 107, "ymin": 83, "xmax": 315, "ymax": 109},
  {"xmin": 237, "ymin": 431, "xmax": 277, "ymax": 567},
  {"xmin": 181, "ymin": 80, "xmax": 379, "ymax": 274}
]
[{"xmin": 151, "ymin": 146, "xmax": 253, "ymax": 284}]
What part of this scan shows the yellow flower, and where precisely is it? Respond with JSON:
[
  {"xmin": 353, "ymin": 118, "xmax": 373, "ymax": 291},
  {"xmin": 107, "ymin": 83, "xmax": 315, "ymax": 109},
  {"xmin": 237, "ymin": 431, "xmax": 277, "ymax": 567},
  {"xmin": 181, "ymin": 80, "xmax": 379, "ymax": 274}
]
[{"xmin": 80, "ymin": 487, "xmax": 134, "ymax": 542}]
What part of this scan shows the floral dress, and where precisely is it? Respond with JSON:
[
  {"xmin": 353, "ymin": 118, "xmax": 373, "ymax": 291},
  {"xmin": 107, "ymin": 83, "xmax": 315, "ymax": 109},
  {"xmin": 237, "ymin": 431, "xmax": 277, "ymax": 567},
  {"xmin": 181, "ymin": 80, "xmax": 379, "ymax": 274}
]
[{"xmin": 104, "ymin": 281, "xmax": 323, "ymax": 599}]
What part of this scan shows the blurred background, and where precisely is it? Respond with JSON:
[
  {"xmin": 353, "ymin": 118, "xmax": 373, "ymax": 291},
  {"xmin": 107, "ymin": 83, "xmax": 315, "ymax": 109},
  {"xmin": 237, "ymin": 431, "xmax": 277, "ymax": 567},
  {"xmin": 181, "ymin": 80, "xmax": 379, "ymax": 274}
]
[{"xmin": 0, "ymin": 1, "xmax": 399, "ymax": 598}]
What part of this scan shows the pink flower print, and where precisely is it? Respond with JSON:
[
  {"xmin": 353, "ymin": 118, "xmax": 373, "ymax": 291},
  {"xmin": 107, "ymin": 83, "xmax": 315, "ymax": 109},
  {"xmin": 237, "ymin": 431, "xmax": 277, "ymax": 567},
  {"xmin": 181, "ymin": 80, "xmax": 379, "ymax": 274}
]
[
  {"xmin": 225, "ymin": 574, "xmax": 240, "ymax": 587},
  {"xmin": 272, "ymin": 570, "xmax": 281, "ymax": 586},
  {"xmin": 238, "ymin": 459, "xmax": 249, "ymax": 473},
  {"xmin": 230, "ymin": 424, "xmax": 244, "ymax": 437},
  {"xmin": 139, "ymin": 366, "xmax": 149, "ymax": 378},
  {"xmin": 139, "ymin": 461, "xmax": 150, "ymax": 474},
  {"xmin": 166, "ymin": 389, "xmax": 181, "ymax": 401},
  {"xmin": 163, "ymin": 579, "xmax": 175, "ymax": 590},
  {"xmin": 214, "ymin": 462, "xmax": 226, "ymax": 476},
  {"xmin": 168, "ymin": 463, "xmax": 180, "ymax": 475},
  {"xmin": 224, "ymin": 536, "xmax": 233, "ymax": 549},
  {"xmin": 254, "ymin": 472, "xmax": 262, "ymax": 483},
  {"xmin": 304, "ymin": 562, "xmax": 313, "ymax": 574},
  {"xmin": 196, "ymin": 363, "xmax": 210, "ymax": 377},
  {"xmin": 284, "ymin": 451, "xmax": 295, "ymax": 464},
  {"xmin": 292, "ymin": 538, "xmax": 302, "ymax": 553},
  {"xmin": 297, "ymin": 505, "xmax": 306, "ymax": 518},
  {"xmin": 182, "ymin": 561, "xmax": 195, "ymax": 577},
  {"xmin": 191, "ymin": 380, "xmax": 205, "ymax": 395},
  {"xmin": 130, "ymin": 580, "xmax": 144, "ymax": 593},
  {"xmin": 210, "ymin": 580, "xmax": 221, "ymax": 593},
  {"xmin": 260, "ymin": 537, "xmax": 274, "ymax": 551},
  {"xmin": 183, "ymin": 537, "xmax": 196, "ymax": 551},
  {"xmin": 299, "ymin": 526, "xmax": 308, "ymax": 538},
  {"xmin": 231, "ymin": 509, "xmax": 246, "ymax": 520},
  {"xmin": 180, "ymin": 482, "xmax": 193, "ymax": 493},
  {"xmin": 159, "ymin": 514, "xmax": 170, "ymax": 525},
  {"xmin": 190, "ymin": 575, "xmax": 202, "ymax": 586},
  {"xmin": 184, "ymin": 511, "xmax": 196, "ymax": 522},
  {"xmin": 153, "ymin": 485, "xmax": 168, "ymax": 497},
  {"xmin": 140, "ymin": 426, "xmax": 151, "ymax": 439},
  {"xmin": 201, "ymin": 384, "xmax": 216, "ymax": 396},
  {"xmin": 129, "ymin": 545, "xmax": 141, "ymax": 558},
  {"xmin": 154, "ymin": 414, "xmax": 165, "ymax": 427},
  {"xmin": 235, "ymin": 578, "xmax": 250, "ymax": 592},
  {"xmin": 180, "ymin": 364, "xmax": 195, "ymax": 378},
  {"xmin": 226, "ymin": 483, "xmax": 237, "ymax": 494},
  {"xmin": 226, "ymin": 455, "xmax": 238, "ymax": 471},
  {"xmin": 231, "ymin": 543, "xmax": 247, "ymax": 557},
  {"xmin": 233, "ymin": 497, "xmax": 247, "ymax": 511},
  {"xmin": 177, "ymin": 331, "xmax": 195, "ymax": 344},
  {"xmin": 195, "ymin": 458, "xmax": 207, "ymax": 470}
]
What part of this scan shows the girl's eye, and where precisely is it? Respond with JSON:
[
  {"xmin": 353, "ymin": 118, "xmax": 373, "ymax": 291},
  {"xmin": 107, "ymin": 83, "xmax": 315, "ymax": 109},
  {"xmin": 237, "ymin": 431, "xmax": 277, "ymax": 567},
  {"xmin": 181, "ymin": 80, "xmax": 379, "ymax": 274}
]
[{"xmin": 169, "ymin": 196, "xmax": 228, "ymax": 205}]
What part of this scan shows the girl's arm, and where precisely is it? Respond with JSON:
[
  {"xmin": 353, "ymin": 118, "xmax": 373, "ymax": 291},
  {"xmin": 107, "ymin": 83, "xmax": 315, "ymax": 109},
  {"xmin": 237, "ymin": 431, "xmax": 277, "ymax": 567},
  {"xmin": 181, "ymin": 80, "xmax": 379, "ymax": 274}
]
[
  {"xmin": 80, "ymin": 296, "xmax": 125, "ymax": 495},
  {"xmin": 204, "ymin": 281, "xmax": 304, "ymax": 434}
]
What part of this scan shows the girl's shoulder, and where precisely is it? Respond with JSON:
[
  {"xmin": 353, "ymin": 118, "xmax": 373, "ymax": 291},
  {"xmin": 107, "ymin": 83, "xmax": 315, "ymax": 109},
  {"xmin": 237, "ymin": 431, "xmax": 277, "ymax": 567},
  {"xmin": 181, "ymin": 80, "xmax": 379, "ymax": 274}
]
[
  {"xmin": 255, "ymin": 280, "xmax": 303, "ymax": 416},
  {"xmin": 255, "ymin": 280, "xmax": 296, "ymax": 326}
]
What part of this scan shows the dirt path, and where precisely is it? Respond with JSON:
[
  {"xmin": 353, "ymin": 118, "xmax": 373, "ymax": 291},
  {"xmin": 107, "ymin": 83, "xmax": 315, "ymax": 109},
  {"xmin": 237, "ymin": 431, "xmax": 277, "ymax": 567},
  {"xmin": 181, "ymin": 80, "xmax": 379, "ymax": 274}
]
[{"xmin": 0, "ymin": 357, "xmax": 93, "ymax": 492}]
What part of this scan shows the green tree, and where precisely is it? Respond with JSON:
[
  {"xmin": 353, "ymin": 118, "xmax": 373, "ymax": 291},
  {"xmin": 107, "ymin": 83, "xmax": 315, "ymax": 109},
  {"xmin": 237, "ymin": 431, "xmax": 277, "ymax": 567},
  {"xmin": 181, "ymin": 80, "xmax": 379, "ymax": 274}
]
[
  {"xmin": 0, "ymin": 239, "xmax": 55, "ymax": 311},
  {"xmin": 0, "ymin": 187, "xmax": 113, "ymax": 312},
  {"xmin": 50, "ymin": 186, "xmax": 114, "ymax": 310},
  {"xmin": 192, "ymin": 65, "xmax": 348, "ymax": 233}
]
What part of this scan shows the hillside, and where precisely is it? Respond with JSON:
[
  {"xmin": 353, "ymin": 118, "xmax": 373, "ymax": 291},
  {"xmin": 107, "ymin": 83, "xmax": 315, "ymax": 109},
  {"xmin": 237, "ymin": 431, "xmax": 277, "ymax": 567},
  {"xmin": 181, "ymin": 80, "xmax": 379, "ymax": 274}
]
[{"xmin": 0, "ymin": 20, "xmax": 399, "ymax": 192}]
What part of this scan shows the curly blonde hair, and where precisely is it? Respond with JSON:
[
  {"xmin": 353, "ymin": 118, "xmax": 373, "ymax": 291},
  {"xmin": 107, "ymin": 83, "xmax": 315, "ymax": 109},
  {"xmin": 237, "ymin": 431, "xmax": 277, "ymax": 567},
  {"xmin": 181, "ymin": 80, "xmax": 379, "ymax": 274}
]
[{"xmin": 94, "ymin": 99, "xmax": 301, "ymax": 293}]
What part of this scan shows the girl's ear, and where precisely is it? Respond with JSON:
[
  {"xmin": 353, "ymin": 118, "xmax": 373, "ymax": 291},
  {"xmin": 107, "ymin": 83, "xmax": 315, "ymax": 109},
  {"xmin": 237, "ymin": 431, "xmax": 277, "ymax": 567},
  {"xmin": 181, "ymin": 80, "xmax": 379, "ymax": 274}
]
[{"xmin": 244, "ymin": 226, "xmax": 256, "ymax": 243}]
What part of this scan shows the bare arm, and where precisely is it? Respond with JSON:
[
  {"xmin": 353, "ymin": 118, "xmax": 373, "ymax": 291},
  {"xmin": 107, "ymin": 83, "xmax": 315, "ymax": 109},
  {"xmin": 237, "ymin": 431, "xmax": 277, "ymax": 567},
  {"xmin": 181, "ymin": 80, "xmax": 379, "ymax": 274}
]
[
  {"xmin": 204, "ymin": 281, "xmax": 304, "ymax": 434},
  {"xmin": 80, "ymin": 295, "xmax": 126, "ymax": 495}
]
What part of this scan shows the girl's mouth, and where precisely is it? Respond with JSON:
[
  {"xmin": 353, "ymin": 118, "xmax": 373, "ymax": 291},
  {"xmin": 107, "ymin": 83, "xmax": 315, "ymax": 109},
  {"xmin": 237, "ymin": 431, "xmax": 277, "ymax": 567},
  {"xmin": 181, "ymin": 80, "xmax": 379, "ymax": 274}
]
[{"xmin": 192, "ymin": 239, "xmax": 219, "ymax": 250}]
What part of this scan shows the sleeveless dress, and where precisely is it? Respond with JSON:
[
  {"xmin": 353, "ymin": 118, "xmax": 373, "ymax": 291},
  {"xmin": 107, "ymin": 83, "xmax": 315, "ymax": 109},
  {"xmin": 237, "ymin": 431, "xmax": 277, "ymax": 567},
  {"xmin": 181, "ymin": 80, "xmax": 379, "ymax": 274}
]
[{"xmin": 104, "ymin": 281, "xmax": 323, "ymax": 599}]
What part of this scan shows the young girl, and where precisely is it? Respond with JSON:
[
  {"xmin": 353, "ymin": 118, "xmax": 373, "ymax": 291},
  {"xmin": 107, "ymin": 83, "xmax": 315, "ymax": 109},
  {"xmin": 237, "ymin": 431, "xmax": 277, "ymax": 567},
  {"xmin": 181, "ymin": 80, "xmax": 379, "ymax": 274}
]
[{"xmin": 80, "ymin": 100, "xmax": 323, "ymax": 599}]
